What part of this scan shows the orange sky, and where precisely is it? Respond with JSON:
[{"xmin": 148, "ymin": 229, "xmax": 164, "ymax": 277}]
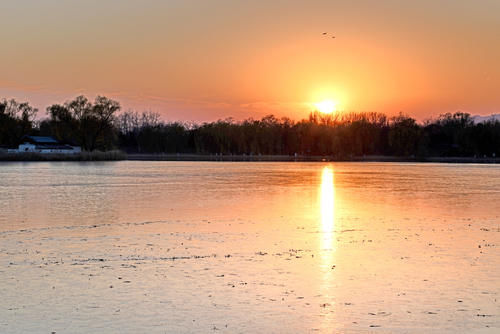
[{"xmin": 1, "ymin": 0, "xmax": 499, "ymax": 121}]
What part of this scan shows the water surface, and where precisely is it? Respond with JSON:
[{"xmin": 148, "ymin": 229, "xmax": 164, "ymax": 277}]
[{"xmin": 0, "ymin": 162, "xmax": 499, "ymax": 333}]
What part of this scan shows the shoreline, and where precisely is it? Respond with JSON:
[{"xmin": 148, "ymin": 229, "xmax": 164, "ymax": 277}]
[
  {"xmin": 2, "ymin": 152, "xmax": 498, "ymax": 163},
  {"xmin": 126, "ymin": 154, "xmax": 500, "ymax": 163},
  {"xmin": 0, "ymin": 150, "xmax": 126, "ymax": 162}
]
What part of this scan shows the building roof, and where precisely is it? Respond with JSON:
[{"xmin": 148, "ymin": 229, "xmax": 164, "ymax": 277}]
[
  {"xmin": 19, "ymin": 143, "xmax": 75, "ymax": 150},
  {"xmin": 22, "ymin": 136, "xmax": 60, "ymax": 144}
]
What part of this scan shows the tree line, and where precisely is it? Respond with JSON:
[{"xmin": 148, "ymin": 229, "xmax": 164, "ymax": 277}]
[{"xmin": 1, "ymin": 95, "xmax": 499, "ymax": 157}]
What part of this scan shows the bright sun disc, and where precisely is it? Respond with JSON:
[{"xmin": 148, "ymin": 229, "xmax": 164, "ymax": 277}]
[{"xmin": 315, "ymin": 100, "xmax": 337, "ymax": 114}]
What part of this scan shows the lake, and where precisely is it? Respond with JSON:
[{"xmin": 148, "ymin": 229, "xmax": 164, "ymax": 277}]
[{"xmin": 0, "ymin": 161, "xmax": 499, "ymax": 333}]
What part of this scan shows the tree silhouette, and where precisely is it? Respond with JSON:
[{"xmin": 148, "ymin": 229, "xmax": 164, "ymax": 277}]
[{"xmin": 2, "ymin": 95, "xmax": 499, "ymax": 158}]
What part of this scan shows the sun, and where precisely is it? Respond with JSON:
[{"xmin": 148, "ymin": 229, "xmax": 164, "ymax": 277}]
[{"xmin": 315, "ymin": 100, "xmax": 337, "ymax": 114}]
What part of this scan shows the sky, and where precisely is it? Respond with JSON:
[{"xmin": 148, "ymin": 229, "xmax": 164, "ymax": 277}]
[{"xmin": 1, "ymin": 0, "xmax": 499, "ymax": 122}]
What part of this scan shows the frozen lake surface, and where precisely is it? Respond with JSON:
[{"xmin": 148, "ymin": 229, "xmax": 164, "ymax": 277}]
[{"xmin": 0, "ymin": 161, "xmax": 499, "ymax": 333}]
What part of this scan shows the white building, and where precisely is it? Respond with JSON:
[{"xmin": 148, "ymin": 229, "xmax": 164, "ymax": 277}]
[{"xmin": 9, "ymin": 136, "xmax": 81, "ymax": 154}]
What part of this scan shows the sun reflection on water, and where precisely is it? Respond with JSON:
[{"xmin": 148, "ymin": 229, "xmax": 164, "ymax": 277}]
[
  {"xmin": 320, "ymin": 166, "xmax": 335, "ymax": 237},
  {"xmin": 319, "ymin": 166, "xmax": 336, "ymax": 328}
]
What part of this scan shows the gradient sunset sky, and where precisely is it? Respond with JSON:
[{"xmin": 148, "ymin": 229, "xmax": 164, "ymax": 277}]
[{"xmin": 1, "ymin": 0, "xmax": 499, "ymax": 121}]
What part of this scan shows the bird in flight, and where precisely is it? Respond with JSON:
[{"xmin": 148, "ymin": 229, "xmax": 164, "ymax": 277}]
[{"xmin": 322, "ymin": 32, "xmax": 336, "ymax": 39}]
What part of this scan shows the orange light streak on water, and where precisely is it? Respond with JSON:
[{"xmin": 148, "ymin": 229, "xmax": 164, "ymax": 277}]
[{"xmin": 320, "ymin": 166, "xmax": 335, "ymax": 243}]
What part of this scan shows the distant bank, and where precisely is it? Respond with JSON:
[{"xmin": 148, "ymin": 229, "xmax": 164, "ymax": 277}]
[
  {"xmin": 127, "ymin": 154, "xmax": 500, "ymax": 163},
  {"xmin": 128, "ymin": 154, "xmax": 500, "ymax": 163},
  {"xmin": 0, "ymin": 151, "xmax": 126, "ymax": 161},
  {"xmin": 1, "ymin": 152, "xmax": 499, "ymax": 163}
]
